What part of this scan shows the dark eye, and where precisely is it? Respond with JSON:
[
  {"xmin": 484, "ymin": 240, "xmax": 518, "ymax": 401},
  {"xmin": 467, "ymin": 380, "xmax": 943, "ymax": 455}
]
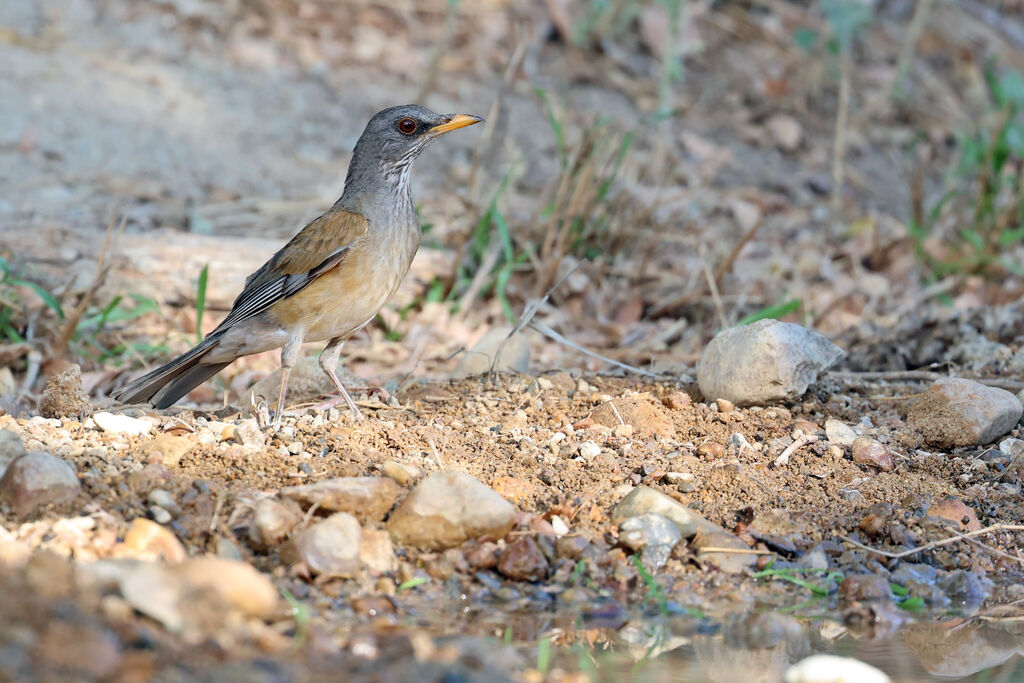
[{"xmin": 397, "ymin": 118, "xmax": 418, "ymax": 135}]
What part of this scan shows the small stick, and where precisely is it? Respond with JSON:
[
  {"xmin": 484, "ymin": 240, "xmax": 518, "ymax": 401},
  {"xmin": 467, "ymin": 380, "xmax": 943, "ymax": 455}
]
[
  {"xmin": 839, "ymin": 524, "xmax": 1024, "ymax": 561},
  {"xmin": 830, "ymin": 370, "xmax": 1024, "ymax": 392},
  {"xmin": 427, "ymin": 437, "xmax": 447, "ymax": 470},
  {"xmin": 774, "ymin": 434, "xmax": 818, "ymax": 467}
]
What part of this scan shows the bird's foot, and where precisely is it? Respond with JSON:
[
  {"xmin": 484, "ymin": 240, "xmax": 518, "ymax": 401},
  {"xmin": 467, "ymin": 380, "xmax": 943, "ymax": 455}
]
[{"xmin": 289, "ymin": 395, "xmax": 366, "ymax": 422}]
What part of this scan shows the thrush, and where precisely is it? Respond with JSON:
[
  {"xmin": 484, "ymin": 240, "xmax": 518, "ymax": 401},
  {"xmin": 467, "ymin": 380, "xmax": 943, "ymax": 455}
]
[{"xmin": 115, "ymin": 105, "xmax": 483, "ymax": 426}]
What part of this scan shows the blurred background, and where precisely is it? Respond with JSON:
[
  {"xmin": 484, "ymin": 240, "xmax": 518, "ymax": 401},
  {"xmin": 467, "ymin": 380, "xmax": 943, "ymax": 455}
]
[{"xmin": 2, "ymin": 0, "xmax": 1024, "ymax": 403}]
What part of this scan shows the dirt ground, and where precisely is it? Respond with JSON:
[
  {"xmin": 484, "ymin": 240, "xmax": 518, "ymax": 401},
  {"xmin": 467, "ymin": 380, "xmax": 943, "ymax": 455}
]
[{"xmin": 3, "ymin": 0, "xmax": 1024, "ymax": 681}]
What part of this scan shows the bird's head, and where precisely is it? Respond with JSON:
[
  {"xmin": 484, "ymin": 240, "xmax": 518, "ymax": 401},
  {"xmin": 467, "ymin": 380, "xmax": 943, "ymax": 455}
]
[{"xmin": 345, "ymin": 105, "xmax": 483, "ymax": 194}]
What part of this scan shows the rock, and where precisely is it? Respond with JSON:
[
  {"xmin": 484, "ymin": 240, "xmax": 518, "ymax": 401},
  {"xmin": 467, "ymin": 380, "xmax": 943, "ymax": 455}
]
[
  {"xmin": 579, "ymin": 441, "xmax": 602, "ymax": 460},
  {"xmin": 612, "ymin": 486, "xmax": 722, "ymax": 538},
  {"xmin": 903, "ymin": 622, "xmax": 1016, "ymax": 677},
  {"xmin": 838, "ymin": 574, "xmax": 890, "ymax": 604},
  {"xmin": 232, "ymin": 418, "xmax": 265, "ymax": 448},
  {"xmin": 851, "ymin": 437, "xmax": 893, "ymax": 471},
  {"xmin": 39, "ymin": 364, "xmax": 90, "ymax": 418},
  {"xmin": 0, "ymin": 429, "xmax": 26, "ymax": 476},
  {"xmin": 907, "ymin": 378, "xmax": 1022, "ymax": 448},
  {"xmin": 0, "ymin": 452, "xmax": 80, "ymax": 517},
  {"xmin": 940, "ymin": 570, "xmax": 989, "ymax": 614},
  {"xmin": 358, "ymin": 528, "xmax": 397, "ymax": 575},
  {"xmin": 766, "ymin": 113, "xmax": 802, "ymax": 151},
  {"xmin": 1000, "ymin": 437, "xmax": 1024, "ymax": 459},
  {"xmin": 496, "ymin": 536, "xmax": 548, "ymax": 581},
  {"xmin": 248, "ymin": 498, "xmax": 302, "ymax": 550},
  {"xmin": 93, "ymin": 411, "xmax": 153, "ymax": 437},
  {"xmin": 785, "ymin": 654, "xmax": 891, "ymax": 683},
  {"xmin": 825, "ymin": 418, "xmax": 858, "ymax": 446},
  {"xmin": 618, "ymin": 513, "xmax": 681, "ymax": 571},
  {"xmin": 927, "ymin": 498, "xmax": 981, "ymax": 532},
  {"xmin": 692, "ymin": 530, "xmax": 757, "ymax": 574},
  {"xmin": 139, "ymin": 434, "xmax": 193, "ymax": 468},
  {"xmin": 590, "ymin": 395, "xmax": 675, "ymax": 438},
  {"xmin": 697, "ymin": 442, "xmax": 725, "ymax": 458},
  {"xmin": 174, "ymin": 556, "xmax": 279, "ymax": 619},
  {"xmin": 380, "ymin": 460, "xmax": 423, "ymax": 486},
  {"xmin": 452, "ymin": 327, "xmax": 530, "ymax": 377},
  {"xmin": 288, "ymin": 512, "xmax": 362, "ymax": 577},
  {"xmin": 116, "ymin": 518, "xmax": 187, "ymax": 563},
  {"xmin": 387, "ymin": 471, "xmax": 515, "ymax": 550},
  {"xmin": 696, "ymin": 320, "xmax": 844, "ymax": 406},
  {"xmin": 728, "ymin": 432, "xmax": 753, "ymax": 453},
  {"xmin": 281, "ymin": 477, "xmax": 400, "ymax": 523}
]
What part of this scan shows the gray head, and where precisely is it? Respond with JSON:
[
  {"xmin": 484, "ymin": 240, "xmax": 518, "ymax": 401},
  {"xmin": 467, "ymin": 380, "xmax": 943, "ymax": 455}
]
[{"xmin": 342, "ymin": 105, "xmax": 483, "ymax": 198}]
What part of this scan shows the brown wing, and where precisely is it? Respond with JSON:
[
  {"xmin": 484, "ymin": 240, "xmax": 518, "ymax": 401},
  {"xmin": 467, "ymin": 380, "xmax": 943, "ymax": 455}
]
[{"xmin": 211, "ymin": 207, "xmax": 370, "ymax": 332}]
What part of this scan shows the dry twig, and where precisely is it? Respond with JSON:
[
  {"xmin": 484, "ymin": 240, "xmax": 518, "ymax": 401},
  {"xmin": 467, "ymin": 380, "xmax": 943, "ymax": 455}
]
[
  {"xmin": 773, "ymin": 434, "xmax": 819, "ymax": 467},
  {"xmin": 839, "ymin": 524, "xmax": 1024, "ymax": 562}
]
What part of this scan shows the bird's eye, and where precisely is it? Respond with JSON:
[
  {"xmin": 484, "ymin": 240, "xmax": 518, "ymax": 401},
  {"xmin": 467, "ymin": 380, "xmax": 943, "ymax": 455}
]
[{"xmin": 397, "ymin": 118, "xmax": 418, "ymax": 135}]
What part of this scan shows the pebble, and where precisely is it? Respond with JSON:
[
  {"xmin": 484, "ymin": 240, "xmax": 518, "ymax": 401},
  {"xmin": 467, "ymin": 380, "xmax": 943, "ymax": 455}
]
[
  {"xmin": 139, "ymin": 434, "xmax": 193, "ymax": 468},
  {"xmin": 380, "ymin": 460, "xmax": 423, "ymax": 486},
  {"xmin": 697, "ymin": 442, "xmax": 725, "ymax": 459},
  {"xmin": 358, "ymin": 528, "xmax": 397, "ymax": 575},
  {"xmin": 0, "ymin": 452, "xmax": 80, "ymax": 518},
  {"xmin": 728, "ymin": 432, "xmax": 753, "ymax": 453},
  {"xmin": 579, "ymin": 441, "xmax": 602, "ymax": 460},
  {"xmin": 939, "ymin": 569, "xmax": 989, "ymax": 613},
  {"xmin": 452, "ymin": 327, "xmax": 530, "ymax": 377},
  {"xmin": 496, "ymin": 536, "xmax": 548, "ymax": 581},
  {"xmin": 281, "ymin": 476, "xmax": 400, "ymax": 523},
  {"xmin": 784, "ymin": 655, "xmax": 891, "ymax": 683},
  {"xmin": 147, "ymin": 489, "xmax": 178, "ymax": 514},
  {"xmin": 697, "ymin": 319, "xmax": 844, "ymax": 406},
  {"xmin": 38, "ymin": 364, "xmax": 90, "ymax": 418},
  {"xmin": 116, "ymin": 518, "xmax": 187, "ymax": 562},
  {"xmin": 618, "ymin": 513, "xmax": 681, "ymax": 571},
  {"xmin": 175, "ymin": 556, "xmax": 279, "ymax": 619},
  {"xmin": 550, "ymin": 515, "xmax": 569, "ymax": 536},
  {"xmin": 715, "ymin": 398, "xmax": 735, "ymax": 413},
  {"xmin": 691, "ymin": 530, "xmax": 758, "ymax": 574},
  {"xmin": 825, "ymin": 418, "xmax": 858, "ymax": 446},
  {"xmin": 664, "ymin": 472, "xmax": 695, "ymax": 485},
  {"xmin": 93, "ymin": 412, "xmax": 153, "ymax": 437},
  {"xmin": 907, "ymin": 378, "xmax": 1022, "ymax": 448},
  {"xmin": 232, "ymin": 418, "xmax": 265, "ymax": 447},
  {"xmin": 386, "ymin": 471, "xmax": 515, "ymax": 550},
  {"xmin": 288, "ymin": 512, "xmax": 362, "ymax": 577},
  {"xmin": 851, "ymin": 437, "xmax": 894, "ymax": 471},
  {"xmin": 149, "ymin": 506, "xmax": 172, "ymax": 524},
  {"xmin": 927, "ymin": 498, "xmax": 981, "ymax": 531},
  {"xmin": 248, "ymin": 498, "xmax": 302, "ymax": 550},
  {"xmin": 999, "ymin": 437, "xmax": 1024, "ymax": 459},
  {"xmin": 612, "ymin": 485, "xmax": 721, "ymax": 538},
  {"xmin": 0, "ymin": 429, "xmax": 26, "ymax": 475}
]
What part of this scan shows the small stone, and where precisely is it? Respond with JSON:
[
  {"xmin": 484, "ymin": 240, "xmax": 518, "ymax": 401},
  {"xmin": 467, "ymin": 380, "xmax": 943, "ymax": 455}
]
[
  {"xmin": 496, "ymin": 536, "xmax": 548, "ymax": 581},
  {"xmin": 618, "ymin": 513, "xmax": 682, "ymax": 571},
  {"xmin": 697, "ymin": 320, "xmax": 844, "ymax": 406},
  {"xmin": 93, "ymin": 412, "xmax": 152, "ymax": 437},
  {"xmin": 0, "ymin": 429, "xmax": 26, "ymax": 475},
  {"xmin": 139, "ymin": 434, "xmax": 192, "ymax": 468},
  {"xmin": 716, "ymin": 398, "xmax": 735, "ymax": 413},
  {"xmin": 766, "ymin": 113, "xmax": 803, "ymax": 151},
  {"xmin": 728, "ymin": 432, "xmax": 753, "ymax": 453},
  {"xmin": 233, "ymin": 418, "xmax": 265, "ymax": 447},
  {"xmin": 907, "ymin": 378, "xmax": 1022, "ymax": 448},
  {"xmin": 149, "ymin": 506, "xmax": 172, "ymax": 524},
  {"xmin": 999, "ymin": 437, "xmax": 1024, "ymax": 459},
  {"xmin": 697, "ymin": 442, "xmax": 725, "ymax": 458},
  {"xmin": 147, "ymin": 489, "xmax": 178, "ymax": 513},
  {"xmin": 380, "ymin": 460, "xmax": 423, "ymax": 486},
  {"xmin": 663, "ymin": 392, "xmax": 691, "ymax": 410},
  {"xmin": 287, "ymin": 512, "xmax": 362, "ymax": 577},
  {"xmin": 281, "ymin": 477, "xmax": 400, "ymax": 523},
  {"xmin": 692, "ymin": 530, "xmax": 757, "ymax": 574},
  {"xmin": 358, "ymin": 528, "xmax": 397, "ymax": 575},
  {"xmin": 927, "ymin": 498, "xmax": 981, "ymax": 532},
  {"xmin": 859, "ymin": 514, "xmax": 886, "ymax": 537},
  {"xmin": 579, "ymin": 441, "xmax": 602, "ymax": 460},
  {"xmin": 387, "ymin": 471, "xmax": 515, "ymax": 550},
  {"xmin": 0, "ymin": 452, "xmax": 80, "ymax": 518},
  {"xmin": 550, "ymin": 515, "xmax": 569, "ymax": 536},
  {"xmin": 452, "ymin": 327, "xmax": 530, "ymax": 377},
  {"xmin": 784, "ymin": 655, "xmax": 891, "ymax": 683},
  {"xmin": 248, "ymin": 498, "xmax": 302, "ymax": 550},
  {"xmin": 174, "ymin": 556, "xmax": 279, "ymax": 619},
  {"xmin": 39, "ymin": 364, "xmax": 90, "ymax": 418},
  {"xmin": 555, "ymin": 535, "xmax": 589, "ymax": 559},
  {"xmin": 840, "ymin": 489, "xmax": 864, "ymax": 504},
  {"xmin": 664, "ymin": 472, "xmax": 694, "ymax": 485},
  {"xmin": 117, "ymin": 518, "xmax": 187, "ymax": 563},
  {"xmin": 825, "ymin": 418, "xmax": 858, "ymax": 447},
  {"xmin": 612, "ymin": 485, "xmax": 721, "ymax": 538},
  {"xmin": 851, "ymin": 437, "xmax": 894, "ymax": 471},
  {"xmin": 591, "ymin": 395, "xmax": 674, "ymax": 438},
  {"xmin": 794, "ymin": 420, "xmax": 819, "ymax": 434}
]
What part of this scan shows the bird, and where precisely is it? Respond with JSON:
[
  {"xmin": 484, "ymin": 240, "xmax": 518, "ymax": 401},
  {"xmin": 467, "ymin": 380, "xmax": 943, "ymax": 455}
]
[{"xmin": 115, "ymin": 105, "xmax": 483, "ymax": 427}]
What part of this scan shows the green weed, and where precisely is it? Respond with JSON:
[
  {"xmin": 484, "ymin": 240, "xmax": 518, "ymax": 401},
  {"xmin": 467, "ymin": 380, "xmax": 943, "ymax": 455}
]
[
  {"xmin": 194, "ymin": 264, "xmax": 208, "ymax": 345},
  {"xmin": 738, "ymin": 298, "xmax": 802, "ymax": 325},
  {"xmin": 752, "ymin": 562, "xmax": 845, "ymax": 596}
]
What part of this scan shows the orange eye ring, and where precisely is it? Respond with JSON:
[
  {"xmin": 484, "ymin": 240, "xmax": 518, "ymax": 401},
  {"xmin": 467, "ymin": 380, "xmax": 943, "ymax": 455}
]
[{"xmin": 397, "ymin": 118, "xmax": 418, "ymax": 135}]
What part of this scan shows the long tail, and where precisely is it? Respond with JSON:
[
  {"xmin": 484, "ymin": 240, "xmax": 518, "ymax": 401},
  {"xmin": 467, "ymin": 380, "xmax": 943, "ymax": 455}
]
[{"xmin": 114, "ymin": 336, "xmax": 231, "ymax": 409}]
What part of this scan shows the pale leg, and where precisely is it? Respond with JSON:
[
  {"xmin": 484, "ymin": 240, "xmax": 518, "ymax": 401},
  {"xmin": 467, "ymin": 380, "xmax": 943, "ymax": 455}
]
[
  {"xmin": 273, "ymin": 332, "xmax": 304, "ymax": 429},
  {"xmin": 319, "ymin": 337, "xmax": 364, "ymax": 421}
]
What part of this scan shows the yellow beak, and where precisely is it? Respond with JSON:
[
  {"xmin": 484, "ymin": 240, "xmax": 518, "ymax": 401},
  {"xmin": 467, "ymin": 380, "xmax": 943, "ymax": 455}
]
[{"xmin": 428, "ymin": 114, "xmax": 484, "ymax": 136}]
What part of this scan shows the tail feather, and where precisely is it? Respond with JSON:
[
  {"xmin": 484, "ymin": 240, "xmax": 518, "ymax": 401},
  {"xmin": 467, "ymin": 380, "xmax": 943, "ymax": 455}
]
[{"xmin": 114, "ymin": 337, "xmax": 229, "ymax": 408}]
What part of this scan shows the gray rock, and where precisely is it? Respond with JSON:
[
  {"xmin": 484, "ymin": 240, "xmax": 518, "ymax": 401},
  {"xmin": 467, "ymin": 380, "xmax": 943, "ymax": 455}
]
[
  {"xmin": 618, "ymin": 513, "xmax": 681, "ymax": 571},
  {"xmin": 851, "ymin": 437, "xmax": 894, "ymax": 471},
  {"xmin": 999, "ymin": 437, "xmax": 1024, "ymax": 459},
  {"xmin": 452, "ymin": 327, "xmax": 530, "ymax": 378},
  {"xmin": 281, "ymin": 476, "xmax": 400, "ymax": 523},
  {"xmin": 691, "ymin": 530, "xmax": 758, "ymax": 574},
  {"xmin": 288, "ymin": 512, "xmax": 362, "ymax": 577},
  {"xmin": 387, "ymin": 471, "xmax": 515, "ymax": 550},
  {"xmin": 233, "ymin": 418, "xmax": 265, "ymax": 448},
  {"xmin": 907, "ymin": 378, "xmax": 1023, "ymax": 448},
  {"xmin": 0, "ymin": 429, "xmax": 26, "ymax": 476},
  {"xmin": 248, "ymin": 498, "xmax": 302, "ymax": 550},
  {"xmin": 612, "ymin": 486, "xmax": 722, "ymax": 538},
  {"xmin": 0, "ymin": 452, "xmax": 80, "ymax": 517},
  {"xmin": 697, "ymin": 320, "xmax": 844, "ymax": 406},
  {"xmin": 825, "ymin": 418, "xmax": 858, "ymax": 446}
]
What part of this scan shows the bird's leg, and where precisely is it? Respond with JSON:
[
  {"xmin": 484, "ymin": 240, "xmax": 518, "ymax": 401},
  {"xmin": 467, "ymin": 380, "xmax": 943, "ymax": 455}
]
[
  {"xmin": 272, "ymin": 332, "xmax": 304, "ymax": 429},
  {"xmin": 319, "ymin": 337, "xmax": 364, "ymax": 421}
]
